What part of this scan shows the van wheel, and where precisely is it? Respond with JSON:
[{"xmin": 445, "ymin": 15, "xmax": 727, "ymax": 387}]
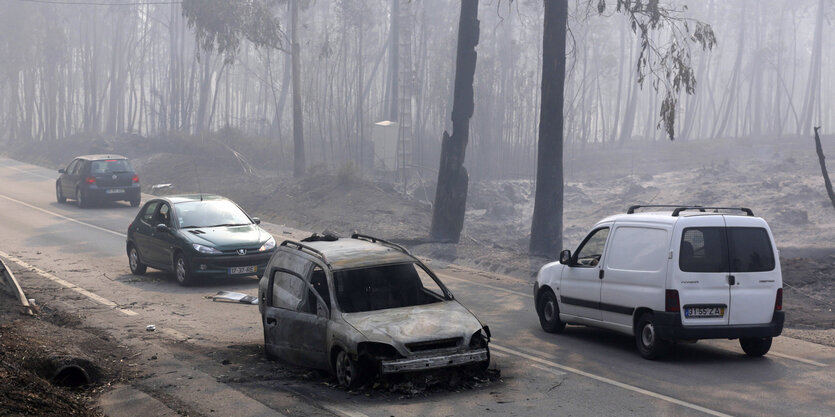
[
  {"xmin": 537, "ymin": 290, "xmax": 566, "ymax": 334},
  {"xmin": 636, "ymin": 312, "xmax": 670, "ymax": 360},
  {"xmin": 740, "ymin": 337, "xmax": 772, "ymax": 357}
]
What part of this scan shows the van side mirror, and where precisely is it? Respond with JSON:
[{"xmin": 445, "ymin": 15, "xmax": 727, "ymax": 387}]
[
  {"xmin": 58, "ymin": 169, "xmax": 65, "ymax": 174},
  {"xmin": 251, "ymin": 217, "xmax": 261, "ymax": 225},
  {"xmin": 559, "ymin": 250, "xmax": 572, "ymax": 265},
  {"xmin": 155, "ymin": 224, "xmax": 170, "ymax": 233}
]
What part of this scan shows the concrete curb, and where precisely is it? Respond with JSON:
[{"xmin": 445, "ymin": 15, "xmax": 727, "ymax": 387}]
[{"xmin": 0, "ymin": 256, "xmax": 33, "ymax": 315}]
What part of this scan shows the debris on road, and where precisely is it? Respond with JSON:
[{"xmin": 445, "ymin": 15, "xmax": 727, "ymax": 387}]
[
  {"xmin": 208, "ymin": 291, "xmax": 258, "ymax": 305},
  {"xmin": 146, "ymin": 325, "xmax": 156, "ymax": 332}
]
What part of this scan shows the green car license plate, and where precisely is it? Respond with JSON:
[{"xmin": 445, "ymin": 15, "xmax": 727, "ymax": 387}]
[
  {"xmin": 684, "ymin": 306, "xmax": 725, "ymax": 318},
  {"xmin": 229, "ymin": 265, "xmax": 257, "ymax": 275}
]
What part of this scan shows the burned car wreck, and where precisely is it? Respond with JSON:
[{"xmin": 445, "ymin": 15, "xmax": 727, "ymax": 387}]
[{"xmin": 258, "ymin": 233, "xmax": 491, "ymax": 388}]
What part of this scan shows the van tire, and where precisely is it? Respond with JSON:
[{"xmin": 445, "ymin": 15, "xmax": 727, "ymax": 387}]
[
  {"xmin": 740, "ymin": 337, "xmax": 772, "ymax": 357},
  {"xmin": 537, "ymin": 290, "xmax": 566, "ymax": 334},
  {"xmin": 635, "ymin": 312, "xmax": 670, "ymax": 360}
]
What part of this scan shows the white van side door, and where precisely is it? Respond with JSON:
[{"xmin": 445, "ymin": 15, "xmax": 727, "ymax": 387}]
[
  {"xmin": 673, "ymin": 216, "xmax": 731, "ymax": 327},
  {"xmin": 559, "ymin": 224, "xmax": 611, "ymax": 321},
  {"xmin": 601, "ymin": 224, "xmax": 671, "ymax": 330},
  {"xmin": 723, "ymin": 216, "xmax": 781, "ymax": 325}
]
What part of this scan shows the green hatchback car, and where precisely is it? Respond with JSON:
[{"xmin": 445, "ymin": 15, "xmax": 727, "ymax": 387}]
[{"xmin": 126, "ymin": 194, "xmax": 276, "ymax": 285}]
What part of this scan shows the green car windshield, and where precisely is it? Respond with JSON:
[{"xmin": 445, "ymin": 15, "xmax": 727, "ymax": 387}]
[{"xmin": 176, "ymin": 200, "xmax": 252, "ymax": 228}]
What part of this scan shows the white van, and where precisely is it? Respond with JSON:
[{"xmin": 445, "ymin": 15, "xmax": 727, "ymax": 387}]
[{"xmin": 533, "ymin": 205, "xmax": 784, "ymax": 359}]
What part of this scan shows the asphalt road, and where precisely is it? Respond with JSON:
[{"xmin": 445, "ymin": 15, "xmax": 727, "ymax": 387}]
[{"xmin": 1, "ymin": 156, "xmax": 833, "ymax": 417}]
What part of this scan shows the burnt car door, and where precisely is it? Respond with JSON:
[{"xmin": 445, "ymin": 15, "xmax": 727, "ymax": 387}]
[{"xmin": 263, "ymin": 255, "xmax": 329, "ymax": 369}]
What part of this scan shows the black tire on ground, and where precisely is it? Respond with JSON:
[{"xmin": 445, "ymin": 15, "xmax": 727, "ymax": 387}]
[
  {"xmin": 56, "ymin": 182, "xmax": 66, "ymax": 203},
  {"xmin": 334, "ymin": 349, "xmax": 365, "ymax": 389},
  {"xmin": 128, "ymin": 245, "xmax": 147, "ymax": 275},
  {"xmin": 76, "ymin": 188, "xmax": 87, "ymax": 208},
  {"xmin": 174, "ymin": 253, "xmax": 196, "ymax": 286},
  {"xmin": 130, "ymin": 198, "xmax": 141, "ymax": 207},
  {"xmin": 635, "ymin": 312, "xmax": 671, "ymax": 360},
  {"xmin": 740, "ymin": 337, "xmax": 772, "ymax": 357},
  {"xmin": 537, "ymin": 289, "xmax": 566, "ymax": 334}
]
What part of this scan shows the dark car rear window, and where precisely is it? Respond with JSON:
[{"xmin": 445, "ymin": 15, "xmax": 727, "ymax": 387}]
[
  {"xmin": 680, "ymin": 227, "xmax": 775, "ymax": 273},
  {"xmin": 91, "ymin": 159, "xmax": 133, "ymax": 174}
]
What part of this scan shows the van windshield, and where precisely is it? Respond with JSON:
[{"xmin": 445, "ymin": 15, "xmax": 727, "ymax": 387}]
[{"xmin": 680, "ymin": 227, "xmax": 775, "ymax": 273}]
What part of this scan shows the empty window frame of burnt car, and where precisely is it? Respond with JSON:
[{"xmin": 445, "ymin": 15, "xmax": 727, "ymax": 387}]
[{"xmin": 258, "ymin": 233, "xmax": 491, "ymax": 388}]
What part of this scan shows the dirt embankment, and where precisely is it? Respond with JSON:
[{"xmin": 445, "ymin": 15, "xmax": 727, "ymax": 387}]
[
  {"xmin": 0, "ymin": 293, "xmax": 134, "ymax": 416},
  {"xmin": 4, "ymin": 133, "xmax": 835, "ymax": 338}
]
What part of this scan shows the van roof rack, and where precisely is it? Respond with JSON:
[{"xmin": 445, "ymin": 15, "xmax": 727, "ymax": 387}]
[
  {"xmin": 351, "ymin": 233, "xmax": 411, "ymax": 255},
  {"xmin": 281, "ymin": 240, "xmax": 329, "ymax": 263},
  {"xmin": 627, "ymin": 205, "xmax": 754, "ymax": 217}
]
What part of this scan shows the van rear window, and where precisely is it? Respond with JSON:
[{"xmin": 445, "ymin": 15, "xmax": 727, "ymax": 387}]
[{"xmin": 680, "ymin": 227, "xmax": 775, "ymax": 273}]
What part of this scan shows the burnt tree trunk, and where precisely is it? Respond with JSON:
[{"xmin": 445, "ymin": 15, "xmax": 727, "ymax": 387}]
[
  {"xmin": 529, "ymin": 0, "xmax": 568, "ymax": 258},
  {"xmin": 814, "ymin": 127, "xmax": 835, "ymax": 210},
  {"xmin": 291, "ymin": 0, "xmax": 305, "ymax": 177},
  {"xmin": 430, "ymin": 0, "xmax": 479, "ymax": 243}
]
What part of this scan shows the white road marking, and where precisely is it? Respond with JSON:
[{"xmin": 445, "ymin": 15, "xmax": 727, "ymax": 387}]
[
  {"xmin": 0, "ymin": 192, "xmax": 126, "ymax": 238},
  {"xmin": 768, "ymin": 351, "xmax": 827, "ymax": 367},
  {"xmin": 0, "ymin": 250, "xmax": 137, "ymax": 316},
  {"xmin": 491, "ymin": 343, "xmax": 734, "ymax": 417},
  {"xmin": 530, "ymin": 363, "xmax": 567, "ymax": 376},
  {"xmin": 436, "ymin": 272, "xmax": 533, "ymax": 299},
  {"xmin": 0, "ymin": 161, "xmax": 58, "ymax": 180}
]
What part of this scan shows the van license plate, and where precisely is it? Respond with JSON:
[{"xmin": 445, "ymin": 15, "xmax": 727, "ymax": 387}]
[
  {"xmin": 685, "ymin": 306, "xmax": 724, "ymax": 318},
  {"xmin": 229, "ymin": 266, "xmax": 256, "ymax": 275}
]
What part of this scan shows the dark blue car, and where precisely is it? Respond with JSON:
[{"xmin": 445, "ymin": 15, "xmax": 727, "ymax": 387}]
[{"xmin": 56, "ymin": 154, "xmax": 141, "ymax": 208}]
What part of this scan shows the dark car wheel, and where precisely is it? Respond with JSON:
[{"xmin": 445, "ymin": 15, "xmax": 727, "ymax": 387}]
[
  {"xmin": 636, "ymin": 312, "xmax": 671, "ymax": 360},
  {"xmin": 174, "ymin": 253, "xmax": 196, "ymax": 286},
  {"xmin": 76, "ymin": 188, "xmax": 87, "ymax": 208},
  {"xmin": 335, "ymin": 350, "xmax": 365, "ymax": 389},
  {"xmin": 740, "ymin": 337, "xmax": 772, "ymax": 357},
  {"xmin": 130, "ymin": 198, "xmax": 141, "ymax": 207},
  {"xmin": 56, "ymin": 182, "xmax": 66, "ymax": 203},
  {"xmin": 537, "ymin": 289, "xmax": 566, "ymax": 334},
  {"xmin": 128, "ymin": 245, "xmax": 147, "ymax": 275}
]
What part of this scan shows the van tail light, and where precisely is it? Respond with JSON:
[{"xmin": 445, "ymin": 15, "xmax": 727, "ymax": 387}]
[
  {"xmin": 85, "ymin": 176, "xmax": 96, "ymax": 184},
  {"xmin": 132, "ymin": 175, "xmax": 139, "ymax": 183},
  {"xmin": 665, "ymin": 289, "xmax": 681, "ymax": 313},
  {"xmin": 775, "ymin": 288, "xmax": 783, "ymax": 311}
]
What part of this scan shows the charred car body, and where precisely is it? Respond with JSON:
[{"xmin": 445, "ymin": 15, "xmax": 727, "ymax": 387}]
[{"xmin": 258, "ymin": 233, "xmax": 491, "ymax": 388}]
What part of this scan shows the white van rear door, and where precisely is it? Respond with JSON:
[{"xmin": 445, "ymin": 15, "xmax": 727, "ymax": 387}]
[
  {"xmin": 723, "ymin": 216, "xmax": 781, "ymax": 325},
  {"xmin": 674, "ymin": 215, "xmax": 730, "ymax": 326}
]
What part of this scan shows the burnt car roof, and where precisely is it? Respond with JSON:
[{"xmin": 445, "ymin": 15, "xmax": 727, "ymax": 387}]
[
  {"xmin": 75, "ymin": 154, "xmax": 129, "ymax": 161},
  {"xmin": 294, "ymin": 238, "xmax": 415, "ymax": 271}
]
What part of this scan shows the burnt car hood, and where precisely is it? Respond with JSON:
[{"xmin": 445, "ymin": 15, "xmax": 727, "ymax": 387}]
[
  {"xmin": 181, "ymin": 225, "xmax": 268, "ymax": 250},
  {"xmin": 341, "ymin": 301, "xmax": 482, "ymax": 345}
]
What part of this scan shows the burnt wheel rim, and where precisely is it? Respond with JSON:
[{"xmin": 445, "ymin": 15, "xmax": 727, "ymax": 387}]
[
  {"xmin": 176, "ymin": 257, "xmax": 187, "ymax": 282},
  {"xmin": 641, "ymin": 322, "xmax": 656, "ymax": 348},
  {"xmin": 129, "ymin": 249, "xmax": 139, "ymax": 271},
  {"xmin": 336, "ymin": 351, "xmax": 353, "ymax": 387}
]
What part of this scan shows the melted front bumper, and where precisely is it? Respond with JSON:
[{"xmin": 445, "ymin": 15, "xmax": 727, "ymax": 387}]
[{"xmin": 380, "ymin": 348, "xmax": 488, "ymax": 374}]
